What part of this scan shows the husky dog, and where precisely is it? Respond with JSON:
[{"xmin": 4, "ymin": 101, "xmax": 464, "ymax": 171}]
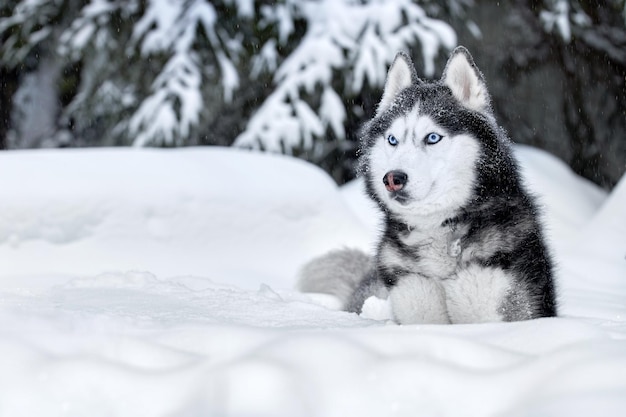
[{"xmin": 299, "ymin": 47, "xmax": 557, "ymax": 324}]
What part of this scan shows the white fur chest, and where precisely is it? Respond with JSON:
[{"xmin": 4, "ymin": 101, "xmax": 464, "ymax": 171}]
[
  {"xmin": 397, "ymin": 225, "xmax": 461, "ymax": 280},
  {"xmin": 379, "ymin": 221, "xmax": 461, "ymax": 280}
]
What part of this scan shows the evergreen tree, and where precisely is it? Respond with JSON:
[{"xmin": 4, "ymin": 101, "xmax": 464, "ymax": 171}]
[{"xmin": 0, "ymin": 0, "xmax": 457, "ymax": 180}]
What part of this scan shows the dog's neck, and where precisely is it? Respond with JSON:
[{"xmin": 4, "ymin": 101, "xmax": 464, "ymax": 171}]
[{"xmin": 387, "ymin": 208, "xmax": 460, "ymax": 236}]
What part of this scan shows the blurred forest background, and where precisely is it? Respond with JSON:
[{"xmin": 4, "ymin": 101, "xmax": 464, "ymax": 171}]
[{"xmin": 1, "ymin": 0, "xmax": 624, "ymax": 189}]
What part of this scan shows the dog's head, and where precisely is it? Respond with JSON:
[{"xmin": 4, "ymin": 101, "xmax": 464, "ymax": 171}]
[{"xmin": 359, "ymin": 47, "xmax": 503, "ymax": 222}]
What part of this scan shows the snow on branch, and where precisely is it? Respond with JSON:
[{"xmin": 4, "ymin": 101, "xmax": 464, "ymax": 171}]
[
  {"xmin": 540, "ymin": 0, "xmax": 572, "ymax": 42},
  {"xmin": 127, "ymin": 0, "xmax": 241, "ymax": 146},
  {"xmin": 0, "ymin": 0, "xmax": 66, "ymax": 65},
  {"xmin": 539, "ymin": 0, "xmax": 603, "ymax": 44},
  {"xmin": 1, "ymin": 0, "xmax": 457, "ymax": 151},
  {"xmin": 129, "ymin": 53, "xmax": 202, "ymax": 147},
  {"xmin": 234, "ymin": 0, "xmax": 456, "ymax": 155},
  {"xmin": 53, "ymin": 0, "xmax": 245, "ymax": 147}
]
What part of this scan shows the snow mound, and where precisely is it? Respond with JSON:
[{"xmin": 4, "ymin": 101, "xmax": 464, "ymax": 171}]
[
  {"xmin": 515, "ymin": 144, "xmax": 607, "ymax": 244},
  {"xmin": 0, "ymin": 146, "xmax": 625, "ymax": 417},
  {"xmin": 0, "ymin": 147, "xmax": 372, "ymax": 288}
]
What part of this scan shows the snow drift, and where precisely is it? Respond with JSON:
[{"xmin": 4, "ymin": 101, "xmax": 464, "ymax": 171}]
[
  {"xmin": 0, "ymin": 146, "xmax": 624, "ymax": 417},
  {"xmin": 0, "ymin": 147, "xmax": 371, "ymax": 288}
]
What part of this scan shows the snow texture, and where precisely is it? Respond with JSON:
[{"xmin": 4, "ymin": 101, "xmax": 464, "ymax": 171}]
[{"xmin": 0, "ymin": 145, "xmax": 625, "ymax": 416}]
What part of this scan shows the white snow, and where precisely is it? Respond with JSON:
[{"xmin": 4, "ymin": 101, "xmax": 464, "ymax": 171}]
[
  {"xmin": 320, "ymin": 87, "xmax": 347, "ymax": 140},
  {"xmin": 540, "ymin": 0, "xmax": 572, "ymax": 43},
  {"xmin": 1, "ymin": 145, "xmax": 625, "ymax": 417}
]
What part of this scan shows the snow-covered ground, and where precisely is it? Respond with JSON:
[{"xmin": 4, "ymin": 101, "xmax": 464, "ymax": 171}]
[{"xmin": 0, "ymin": 146, "xmax": 624, "ymax": 417}]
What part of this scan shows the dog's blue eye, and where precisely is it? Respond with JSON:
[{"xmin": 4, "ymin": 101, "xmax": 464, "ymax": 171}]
[
  {"xmin": 387, "ymin": 134, "xmax": 398, "ymax": 146},
  {"xmin": 425, "ymin": 132, "xmax": 443, "ymax": 145}
]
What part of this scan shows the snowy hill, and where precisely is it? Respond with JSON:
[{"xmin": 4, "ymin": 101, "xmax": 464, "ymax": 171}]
[
  {"xmin": 0, "ymin": 147, "xmax": 371, "ymax": 287},
  {"xmin": 0, "ymin": 146, "xmax": 625, "ymax": 416}
]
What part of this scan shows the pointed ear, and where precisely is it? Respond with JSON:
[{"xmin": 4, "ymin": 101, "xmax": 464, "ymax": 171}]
[
  {"xmin": 377, "ymin": 52, "xmax": 419, "ymax": 116},
  {"xmin": 442, "ymin": 46, "xmax": 491, "ymax": 113}
]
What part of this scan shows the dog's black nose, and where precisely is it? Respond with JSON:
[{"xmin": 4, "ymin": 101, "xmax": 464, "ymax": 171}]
[{"xmin": 383, "ymin": 170, "xmax": 408, "ymax": 192}]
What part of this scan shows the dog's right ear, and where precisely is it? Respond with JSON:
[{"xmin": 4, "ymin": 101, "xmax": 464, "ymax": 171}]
[{"xmin": 377, "ymin": 52, "xmax": 419, "ymax": 116}]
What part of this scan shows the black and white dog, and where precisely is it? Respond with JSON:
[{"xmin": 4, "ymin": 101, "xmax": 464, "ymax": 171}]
[{"xmin": 299, "ymin": 47, "xmax": 557, "ymax": 324}]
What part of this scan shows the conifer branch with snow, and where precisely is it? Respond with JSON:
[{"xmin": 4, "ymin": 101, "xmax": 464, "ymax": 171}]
[
  {"xmin": 234, "ymin": 0, "xmax": 456, "ymax": 155},
  {"xmin": 0, "ymin": 0, "xmax": 457, "ymax": 166}
]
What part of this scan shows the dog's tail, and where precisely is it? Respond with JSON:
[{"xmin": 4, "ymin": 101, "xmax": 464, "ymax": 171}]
[{"xmin": 297, "ymin": 248, "xmax": 375, "ymax": 311}]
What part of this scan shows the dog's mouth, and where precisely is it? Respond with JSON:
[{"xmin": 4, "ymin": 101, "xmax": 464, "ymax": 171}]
[
  {"xmin": 387, "ymin": 181, "xmax": 435, "ymax": 206},
  {"xmin": 389, "ymin": 190, "xmax": 411, "ymax": 205}
]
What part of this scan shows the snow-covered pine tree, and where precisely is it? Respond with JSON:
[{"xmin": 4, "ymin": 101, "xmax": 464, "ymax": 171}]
[
  {"xmin": 233, "ymin": 0, "xmax": 457, "ymax": 180},
  {"xmin": 0, "ymin": 0, "xmax": 255, "ymax": 148},
  {"xmin": 60, "ymin": 0, "xmax": 248, "ymax": 148},
  {"xmin": 1, "ymin": 0, "xmax": 460, "ymax": 180}
]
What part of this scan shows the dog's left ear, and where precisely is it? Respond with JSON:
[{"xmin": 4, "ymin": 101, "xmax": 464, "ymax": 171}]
[{"xmin": 442, "ymin": 46, "xmax": 491, "ymax": 113}]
